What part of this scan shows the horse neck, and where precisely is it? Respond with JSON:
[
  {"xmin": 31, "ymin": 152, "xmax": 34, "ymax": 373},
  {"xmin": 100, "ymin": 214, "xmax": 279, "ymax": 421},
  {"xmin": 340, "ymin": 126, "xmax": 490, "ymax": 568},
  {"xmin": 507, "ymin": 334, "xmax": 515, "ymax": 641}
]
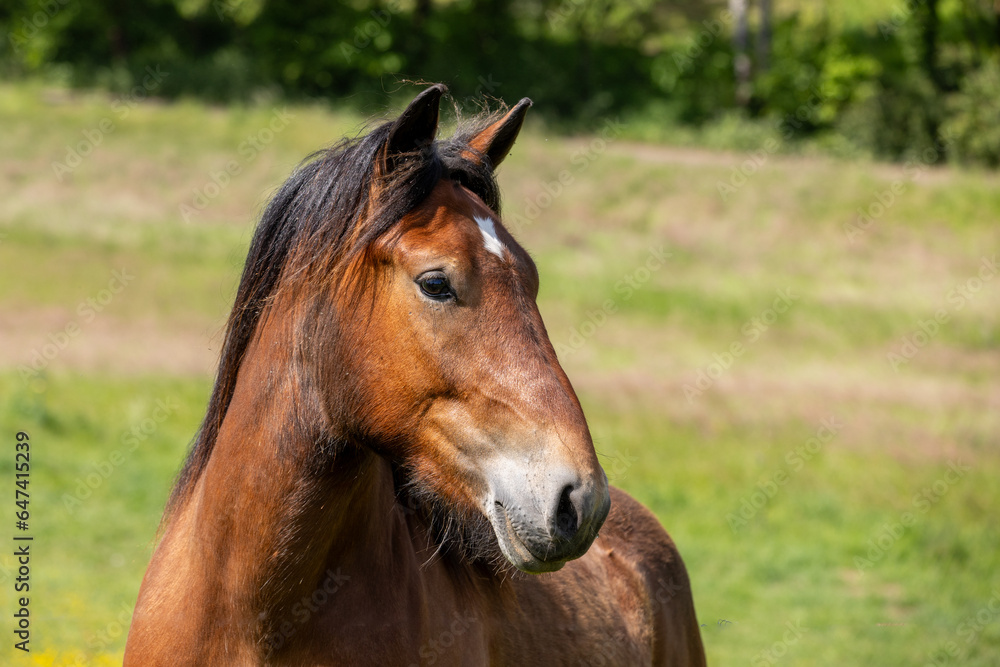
[{"xmin": 169, "ymin": 307, "xmax": 398, "ymax": 639}]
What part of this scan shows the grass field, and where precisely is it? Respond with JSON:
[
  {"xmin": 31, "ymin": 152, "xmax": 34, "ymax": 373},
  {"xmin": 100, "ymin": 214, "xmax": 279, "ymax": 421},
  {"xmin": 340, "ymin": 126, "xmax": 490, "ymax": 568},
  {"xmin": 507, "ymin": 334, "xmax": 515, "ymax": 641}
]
[{"xmin": 1, "ymin": 79, "xmax": 999, "ymax": 665}]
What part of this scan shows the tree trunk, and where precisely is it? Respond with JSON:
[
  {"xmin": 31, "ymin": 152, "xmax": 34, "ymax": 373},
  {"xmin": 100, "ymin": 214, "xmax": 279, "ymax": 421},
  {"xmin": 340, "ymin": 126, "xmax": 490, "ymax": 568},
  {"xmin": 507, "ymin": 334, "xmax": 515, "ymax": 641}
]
[
  {"xmin": 922, "ymin": 0, "xmax": 943, "ymax": 88},
  {"xmin": 757, "ymin": 0, "xmax": 772, "ymax": 73},
  {"xmin": 993, "ymin": 0, "xmax": 1000, "ymax": 51},
  {"xmin": 919, "ymin": 0, "xmax": 945, "ymax": 156},
  {"xmin": 729, "ymin": 0, "xmax": 751, "ymax": 106}
]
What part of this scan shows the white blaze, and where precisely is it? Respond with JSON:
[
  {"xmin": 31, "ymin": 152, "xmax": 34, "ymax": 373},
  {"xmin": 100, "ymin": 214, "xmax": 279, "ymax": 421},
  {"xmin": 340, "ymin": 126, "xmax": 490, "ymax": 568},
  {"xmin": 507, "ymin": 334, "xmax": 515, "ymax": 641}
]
[{"xmin": 475, "ymin": 215, "xmax": 506, "ymax": 258}]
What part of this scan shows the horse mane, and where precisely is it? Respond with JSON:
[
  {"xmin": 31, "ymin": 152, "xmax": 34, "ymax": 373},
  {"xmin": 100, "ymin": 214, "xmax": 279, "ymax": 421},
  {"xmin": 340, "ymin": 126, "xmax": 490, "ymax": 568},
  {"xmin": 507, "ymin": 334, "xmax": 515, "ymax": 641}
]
[{"xmin": 164, "ymin": 107, "xmax": 506, "ymax": 518}]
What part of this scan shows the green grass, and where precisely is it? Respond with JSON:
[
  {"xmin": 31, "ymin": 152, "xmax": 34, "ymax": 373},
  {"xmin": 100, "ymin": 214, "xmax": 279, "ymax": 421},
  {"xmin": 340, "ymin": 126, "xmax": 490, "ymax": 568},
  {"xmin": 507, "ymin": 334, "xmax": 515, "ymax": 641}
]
[{"xmin": 1, "ymin": 80, "xmax": 999, "ymax": 665}]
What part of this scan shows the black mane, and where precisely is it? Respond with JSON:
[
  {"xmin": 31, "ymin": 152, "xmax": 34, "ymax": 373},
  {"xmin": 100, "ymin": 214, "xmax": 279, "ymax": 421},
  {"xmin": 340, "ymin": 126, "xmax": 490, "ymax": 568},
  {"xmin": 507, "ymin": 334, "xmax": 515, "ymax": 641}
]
[{"xmin": 166, "ymin": 109, "xmax": 505, "ymax": 515}]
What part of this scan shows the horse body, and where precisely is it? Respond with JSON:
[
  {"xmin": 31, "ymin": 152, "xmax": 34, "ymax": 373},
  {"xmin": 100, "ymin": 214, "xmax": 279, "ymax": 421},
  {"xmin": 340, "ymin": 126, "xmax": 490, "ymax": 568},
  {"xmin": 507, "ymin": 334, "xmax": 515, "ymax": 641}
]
[
  {"xmin": 125, "ymin": 86, "xmax": 705, "ymax": 666},
  {"xmin": 130, "ymin": 455, "xmax": 699, "ymax": 665}
]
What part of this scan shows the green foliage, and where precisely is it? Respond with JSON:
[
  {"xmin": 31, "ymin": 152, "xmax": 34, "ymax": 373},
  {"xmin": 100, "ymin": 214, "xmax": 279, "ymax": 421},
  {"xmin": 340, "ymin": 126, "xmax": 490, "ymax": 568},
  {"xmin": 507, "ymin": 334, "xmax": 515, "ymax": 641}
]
[
  {"xmin": 838, "ymin": 64, "xmax": 943, "ymax": 162},
  {"xmin": 3, "ymin": 0, "xmax": 1000, "ymax": 165},
  {"xmin": 648, "ymin": 14, "xmax": 736, "ymax": 125},
  {"xmin": 942, "ymin": 56, "xmax": 1000, "ymax": 166},
  {"xmin": 752, "ymin": 14, "xmax": 833, "ymax": 135}
]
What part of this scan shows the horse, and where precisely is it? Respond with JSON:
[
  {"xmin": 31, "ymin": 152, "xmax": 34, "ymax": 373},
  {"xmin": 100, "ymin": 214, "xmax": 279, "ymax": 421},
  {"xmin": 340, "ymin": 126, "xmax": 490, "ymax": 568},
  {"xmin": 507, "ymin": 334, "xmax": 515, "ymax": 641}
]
[{"xmin": 124, "ymin": 85, "xmax": 706, "ymax": 666}]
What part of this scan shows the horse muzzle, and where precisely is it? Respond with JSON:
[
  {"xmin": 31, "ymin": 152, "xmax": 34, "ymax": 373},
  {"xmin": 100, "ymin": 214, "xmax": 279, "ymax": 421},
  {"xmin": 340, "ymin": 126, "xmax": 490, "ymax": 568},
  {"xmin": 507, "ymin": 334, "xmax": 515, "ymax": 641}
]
[{"xmin": 485, "ymin": 465, "xmax": 611, "ymax": 574}]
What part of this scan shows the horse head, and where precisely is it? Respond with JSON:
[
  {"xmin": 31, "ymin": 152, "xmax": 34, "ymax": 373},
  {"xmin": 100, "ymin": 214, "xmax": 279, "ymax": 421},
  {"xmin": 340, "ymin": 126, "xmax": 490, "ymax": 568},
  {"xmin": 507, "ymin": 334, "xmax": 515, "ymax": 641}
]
[{"xmin": 323, "ymin": 86, "xmax": 610, "ymax": 573}]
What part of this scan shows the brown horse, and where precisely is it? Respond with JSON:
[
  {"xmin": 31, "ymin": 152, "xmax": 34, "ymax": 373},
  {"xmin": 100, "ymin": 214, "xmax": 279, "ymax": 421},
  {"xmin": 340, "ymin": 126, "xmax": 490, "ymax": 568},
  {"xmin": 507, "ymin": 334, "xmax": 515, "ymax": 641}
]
[{"xmin": 124, "ymin": 85, "xmax": 705, "ymax": 666}]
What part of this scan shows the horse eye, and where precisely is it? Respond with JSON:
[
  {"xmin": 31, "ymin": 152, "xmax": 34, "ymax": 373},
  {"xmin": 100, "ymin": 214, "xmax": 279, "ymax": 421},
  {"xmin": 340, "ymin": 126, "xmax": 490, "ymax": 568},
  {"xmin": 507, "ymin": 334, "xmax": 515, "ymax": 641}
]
[{"xmin": 417, "ymin": 273, "xmax": 453, "ymax": 300}]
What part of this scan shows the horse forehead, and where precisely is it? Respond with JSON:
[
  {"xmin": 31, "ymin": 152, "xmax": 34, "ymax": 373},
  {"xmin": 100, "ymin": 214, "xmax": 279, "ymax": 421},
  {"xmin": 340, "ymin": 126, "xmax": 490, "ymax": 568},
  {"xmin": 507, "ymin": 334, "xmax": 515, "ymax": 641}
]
[
  {"xmin": 396, "ymin": 209, "xmax": 480, "ymax": 257},
  {"xmin": 398, "ymin": 182, "xmax": 507, "ymax": 256},
  {"xmin": 473, "ymin": 215, "xmax": 506, "ymax": 259}
]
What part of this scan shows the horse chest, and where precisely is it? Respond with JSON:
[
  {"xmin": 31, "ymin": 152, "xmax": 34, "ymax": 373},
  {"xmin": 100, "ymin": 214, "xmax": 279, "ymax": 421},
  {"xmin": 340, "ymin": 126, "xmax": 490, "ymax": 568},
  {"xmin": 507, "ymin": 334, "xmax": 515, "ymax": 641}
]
[
  {"xmin": 289, "ymin": 610, "xmax": 489, "ymax": 666},
  {"xmin": 288, "ymin": 570, "xmax": 491, "ymax": 666}
]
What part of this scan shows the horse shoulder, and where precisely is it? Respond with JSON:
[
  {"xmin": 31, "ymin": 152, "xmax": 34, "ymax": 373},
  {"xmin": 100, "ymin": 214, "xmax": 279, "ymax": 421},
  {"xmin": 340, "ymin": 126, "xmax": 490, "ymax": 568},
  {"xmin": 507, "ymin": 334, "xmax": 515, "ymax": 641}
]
[
  {"xmin": 594, "ymin": 485, "xmax": 707, "ymax": 667},
  {"xmin": 492, "ymin": 487, "xmax": 704, "ymax": 666}
]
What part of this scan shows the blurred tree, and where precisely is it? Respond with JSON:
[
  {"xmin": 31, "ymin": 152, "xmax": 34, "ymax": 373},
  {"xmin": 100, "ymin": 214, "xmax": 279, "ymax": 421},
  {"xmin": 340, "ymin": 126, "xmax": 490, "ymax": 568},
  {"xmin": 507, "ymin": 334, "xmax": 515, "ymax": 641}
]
[
  {"xmin": 757, "ymin": 0, "xmax": 771, "ymax": 72},
  {"xmin": 2, "ymin": 0, "xmax": 1000, "ymax": 166},
  {"xmin": 730, "ymin": 0, "xmax": 751, "ymax": 106}
]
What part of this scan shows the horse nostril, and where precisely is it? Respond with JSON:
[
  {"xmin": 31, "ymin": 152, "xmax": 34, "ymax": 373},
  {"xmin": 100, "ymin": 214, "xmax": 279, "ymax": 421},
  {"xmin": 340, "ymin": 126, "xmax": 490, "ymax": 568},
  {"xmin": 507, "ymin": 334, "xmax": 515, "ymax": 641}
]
[{"xmin": 554, "ymin": 484, "xmax": 579, "ymax": 542}]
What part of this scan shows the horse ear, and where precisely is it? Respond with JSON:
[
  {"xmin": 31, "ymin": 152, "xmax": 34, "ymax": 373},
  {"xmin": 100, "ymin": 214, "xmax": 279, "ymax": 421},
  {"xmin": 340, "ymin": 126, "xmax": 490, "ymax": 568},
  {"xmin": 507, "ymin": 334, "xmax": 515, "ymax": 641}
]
[
  {"xmin": 467, "ymin": 98, "xmax": 532, "ymax": 170},
  {"xmin": 383, "ymin": 84, "xmax": 446, "ymax": 172}
]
